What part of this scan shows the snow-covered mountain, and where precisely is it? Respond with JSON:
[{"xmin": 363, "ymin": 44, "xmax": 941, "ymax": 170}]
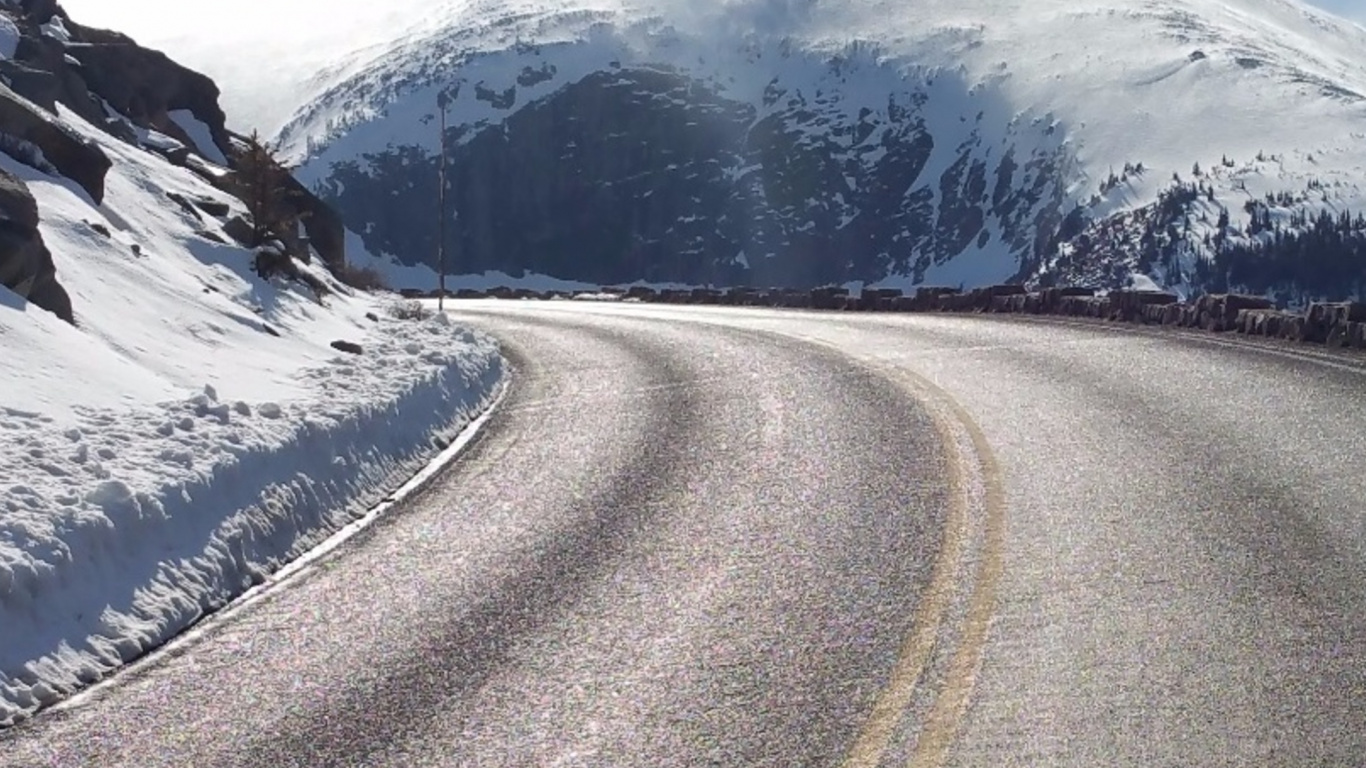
[{"xmin": 277, "ymin": 0, "xmax": 1366, "ymax": 298}]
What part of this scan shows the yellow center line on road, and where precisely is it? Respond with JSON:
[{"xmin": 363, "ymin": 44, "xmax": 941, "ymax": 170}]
[
  {"xmin": 906, "ymin": 386, "xmax": 1007, "ymax": 768},
  {"xmin": 781, "ymin": 332, "xmax": 1005, "ymax": 768},
  {"xmin": 838, "ymin": 391, "xmax": 971, "ymax": 768}
]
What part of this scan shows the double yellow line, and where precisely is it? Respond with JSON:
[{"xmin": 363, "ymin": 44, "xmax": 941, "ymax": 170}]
[{"xmin": 839, "ymin": 364, "xmax": 1008, "ymax": 768}]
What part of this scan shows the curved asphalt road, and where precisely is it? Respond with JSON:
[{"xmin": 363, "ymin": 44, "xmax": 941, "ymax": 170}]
[{"xmin": 4, "ymin": 302, "xmax": 1366, "ymax": 766}]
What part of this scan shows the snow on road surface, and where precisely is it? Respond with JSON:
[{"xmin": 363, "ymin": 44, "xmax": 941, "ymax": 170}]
[{"xmin": 0, "ymin": 104, "xmax": 503, "ymax": 726}]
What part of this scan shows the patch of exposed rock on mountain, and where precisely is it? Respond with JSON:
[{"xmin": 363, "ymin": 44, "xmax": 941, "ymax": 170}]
[{"xmin": 0, "ymin": 0, "xmax": 354, "ymax": 322}]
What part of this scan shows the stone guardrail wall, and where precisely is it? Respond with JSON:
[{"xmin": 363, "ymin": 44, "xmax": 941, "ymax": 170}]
[{"xmin": 401, "ymin": 285, "xmax": 1366, "ymax": 351}]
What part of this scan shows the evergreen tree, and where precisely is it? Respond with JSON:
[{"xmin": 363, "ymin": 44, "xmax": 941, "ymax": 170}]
[{"xmin": 234, "ymin": 131, "xmax": 298, "ymax": 248}]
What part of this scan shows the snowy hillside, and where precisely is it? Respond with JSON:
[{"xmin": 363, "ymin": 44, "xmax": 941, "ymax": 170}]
[
  {"xmin": 0, "ymin": 5, "xmax": 503, "ymax": 726},
  {"xmin": 277, "ymin": 0, "xmax": 1366, "ymax": 296}
]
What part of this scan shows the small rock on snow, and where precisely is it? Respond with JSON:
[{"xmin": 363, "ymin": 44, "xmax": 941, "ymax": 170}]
[{"xmin": 331, "ymin": 340, "xmax": 364, "ymax": 355}]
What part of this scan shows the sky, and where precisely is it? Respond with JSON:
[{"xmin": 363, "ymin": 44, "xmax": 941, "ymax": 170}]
[
  {"xmin": 1314, "ymin": 0, "xmax": 1366, "ymax": 21},
  {"xmin": 58, "ymin": 0, "xmax": 443, "ymax": 134},
  {"xmin": 56, "ymin": 0, "xmax": 1366, "ymax": 134}
]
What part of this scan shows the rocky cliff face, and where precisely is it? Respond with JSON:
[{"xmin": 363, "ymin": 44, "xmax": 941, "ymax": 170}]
[
  {"xmin": 0, "ymin": 166, "xmax": 70, "ymax": 322},
  {"xmin": 318, "ymin": 65, "xmax": 1069, "ymax": 287},
  {"xmin": 303, "ymin": 28, "xmax": 1076, "ymax": 289}
]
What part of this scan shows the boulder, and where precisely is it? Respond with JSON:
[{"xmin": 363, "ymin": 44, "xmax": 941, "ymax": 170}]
[
  {"xmin": 1193, "ymin": 293, "xmax": 1273, "ymax": 332},
  {"xmin": 279, "ymin": 172, "xmax": 346, "ymax": 270},
  {"xmin": 20, "ymin": 0, "xmax": 61, "ymax": 24},
  {"xmin": 1280, "ymin": 314, "xmax": 1306, "ymax": 341},
  {"xmin": 0, "ymin": 58, "xmax": 61, "ymax": 112},
  {"xmin": 0, "ymin": 167, "xmax": 72, "ymax": 322},
  {"xmin": 9, "ymin": 29, "xmax": 107, "ymax": 125},
  {"xmin": 723, "ymin": 286, "xmax": 762, "ymax": 306},
  {"xmin": 1158, "ymin": 303, "xmax": 1183, "ymax": 326},
  {"xmin": 1057, "ymin": 295, "xmax": 1107, "ymax": 317},
  {"xmin": 330, "ymin": 340, "xmax": 363, "ymax": 355},
  {"xmin": 1036, "ymin": 286, "xmax": 1094, "ymax": 315},
  {"xmin": 193, "ymin": 198, "xmax": 230, "ymax": 217},
  {"xmin": 910, "ymin": 286, "xmax": 960, "ymax": 311},
  {"xmin": 220, "ymin": 215, "xmax": 254, "ymax": 246},
  {"xmin": 165, "ymin": 191, "xmax": 202, "ymax": 220},
  {"xmin": 1350, "ymin": 321, "xmax": 1366, "ymax": 350},
  {"xmin": 145, "ymin": 138, "xmax": 190, "ymax": 167},
  {"xmin": 690, "ymin": 287, "xmax": 722, "ymax": 304},
  {"xmin": 0, "ymin": 172, "xmax": 43, "ymax": 233},
  {"xmin": 1234, "ymin": 308, "xmax": 1280, "ymax": 336},
  {"xmin": 809, "ymin": 286, "xmax": 849, "ymax": 310},
  {"xmin": 1326, "ymin": 321, "xmax": 1353, "ymax": 348},
  {"xmin": 1301, "ymin": 302, "xmax": 1366, "ymax": 344},
  {"xmin": 990, "ymin": 293, "xmax": 1030, "ymax": 313},
  {"xmin": 0, "ymin": 83, "xmax": 110, "ymax": 202},
  {"xmin": 1139, "ymin": 304, "xmax": 1168, "ymax": 324},
  {"xmin": 858, "ymin": 287, "xmax": 903, "ymax": 311},
  {"xmin": 1105, "ymin": 289, "xmax": 1178, "ymax": 323},
  {"xmin": 940, "ymin": 284, "xmax": 1026, "ymax": 313},
  {"xmin": 781, "ymin": 288, "xmax": 812, "ymax": 308},
  {"xmin": 984, "ymin": 283, "xmax": 1028, "ymax": 298}
]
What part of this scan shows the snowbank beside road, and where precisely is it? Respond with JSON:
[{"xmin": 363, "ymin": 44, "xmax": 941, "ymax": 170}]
[
  {"xmin": 0, "ymin": 311, "xmax": 501, "ymax": 726},
  {"xmin": 0, "ymin": 101, "xmax": 504, "ymax": 726}
]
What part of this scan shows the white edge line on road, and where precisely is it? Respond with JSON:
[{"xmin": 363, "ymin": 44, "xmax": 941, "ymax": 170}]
[{"xmin": 45, "ymin": 368, "xmax": 514, "ymax": 716}]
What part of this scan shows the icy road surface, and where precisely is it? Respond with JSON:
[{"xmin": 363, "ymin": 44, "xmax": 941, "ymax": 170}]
[{"xmin": 5, "ymin": 301, "xmax": 1366, "ymax": 766}]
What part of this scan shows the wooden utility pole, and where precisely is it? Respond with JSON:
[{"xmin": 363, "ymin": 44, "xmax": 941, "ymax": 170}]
[{"xmin": 437, "ymin": 91, "xmax": 449, "ymax": 312}]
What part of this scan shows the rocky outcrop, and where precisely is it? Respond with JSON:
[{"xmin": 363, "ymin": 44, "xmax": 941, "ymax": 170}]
[
  {"xmin": 60, "ymin": 25, "xmax": 231, "ymax": 164},
  {"xmin": 0, "ymin": 3, "xmax": 231, "ymax": 168},
  {"xmin": 0, "ymin": 167, "xmax": 72, "ymax": 323},
  {"xmin": 0, "ymin": 2, "xmax": 386, "ymax": 294},
  {"xmin": 0, "ymin": 53, "xmax": 99, "ymax": 123},
  {"xmin": 281, "ymin": 172, "xmax": 345, "ymax": 270},
  {"xmin": 0, "ymin": 82, "xmax": 110, "ymax": 203},
  {"xmin": 9, "ymin": 23, "xmax": 106, "ymax": 125},
  {"xmin": 18, "ymin": 0, "xmax": 60, "ymax": 24}
]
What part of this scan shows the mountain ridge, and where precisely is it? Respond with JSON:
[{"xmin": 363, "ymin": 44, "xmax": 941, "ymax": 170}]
[{"xmin": 279, "ymin": 0, "xmax": 1366, "ymax": 297}]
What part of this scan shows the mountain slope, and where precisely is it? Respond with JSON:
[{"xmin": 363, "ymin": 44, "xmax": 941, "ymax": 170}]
[
  {"xmin": 0, "ymin": 1, "xmax": 503, "ymax": 725},
  {"xmin": 278, "ymin": 0, "xmax": 1366, "ymax": 296}
]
